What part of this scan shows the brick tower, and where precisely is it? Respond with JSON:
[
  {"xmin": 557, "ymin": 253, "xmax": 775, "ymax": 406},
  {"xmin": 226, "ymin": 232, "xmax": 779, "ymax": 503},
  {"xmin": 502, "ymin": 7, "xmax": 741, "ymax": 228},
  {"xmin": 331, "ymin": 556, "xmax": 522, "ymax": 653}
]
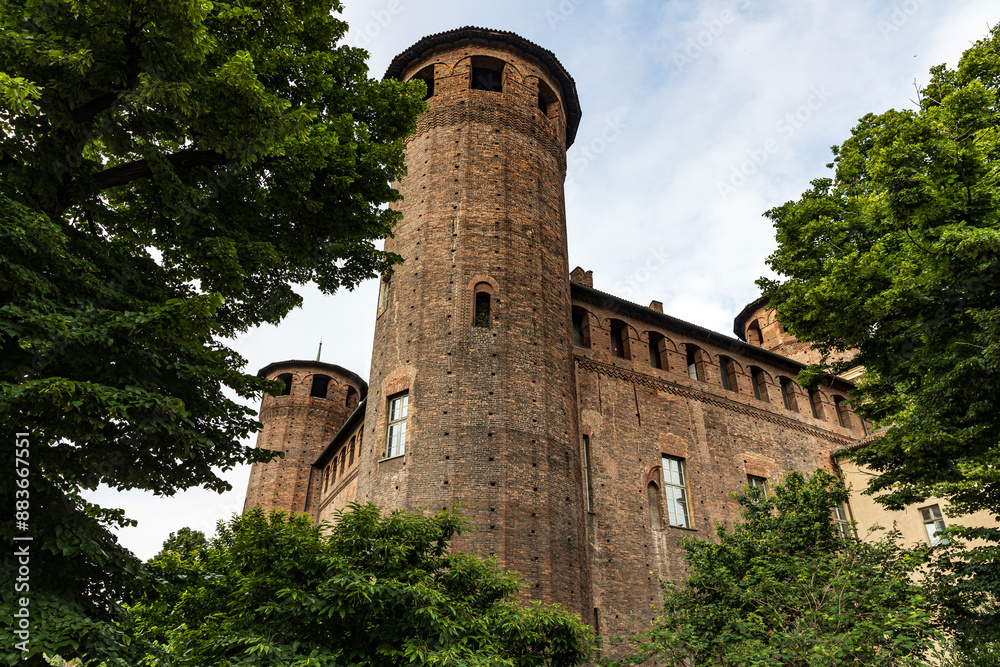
[
  {"xmin": 244, "ymin": 360, "xmax": 366, "ymax": 514},
  {"xmin": 353, "ymin": 28, "xmax": 590, "ymax": 617}
]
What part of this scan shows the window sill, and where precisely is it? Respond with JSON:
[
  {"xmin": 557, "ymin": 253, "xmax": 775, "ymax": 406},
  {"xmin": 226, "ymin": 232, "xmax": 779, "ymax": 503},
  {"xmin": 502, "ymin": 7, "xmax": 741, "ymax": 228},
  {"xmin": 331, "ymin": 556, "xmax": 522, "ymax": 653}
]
[{"xmin": 379, "ymin": 454, "xmax": 405, "ymax": 464}]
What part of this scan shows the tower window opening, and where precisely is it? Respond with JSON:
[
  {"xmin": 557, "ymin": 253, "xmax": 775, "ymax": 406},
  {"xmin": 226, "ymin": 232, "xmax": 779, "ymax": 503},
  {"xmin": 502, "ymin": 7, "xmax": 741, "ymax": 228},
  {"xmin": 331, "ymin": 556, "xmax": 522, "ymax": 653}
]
[
  {"xmin": 686, "ymin": 346, "xmax": 705, "ymax": 382},
  {"xmin": 719, "ymin": 356, "xmax": 738, "ymax": 392},
  {"xmin": 537, "ymin": 79, "xmax": 558, "ymax": 118},
  {"xmin": 809, "ymin": 389, "xmax": 825, "ymax": 419},
  {"xmin": 834, "ymin": 395, "xmax": 852, "ymax": 429},
  {"xmin": 662, "ymin": 455, "xmax": 691, "ymax": 528},
  {"xmin": 572, "ymin": 306, "xmax": 591, "ymax": 347},
  {"xmin": 750, "ymin": 366, "xmax": 769, "ymax": 402},
  {"xmin": 346, "ymin": 385, "xmax": 359, "ymax": 409},
  {"xmin": 310, "ymin": 374, "xmax": 330, "ymax": 398},
  {"xmin": 385, "ymin": 392, "xmax": 409, "ymax": 458},
  {"xmin": 412, "ymin": 64, "xmax": 434, "ymax": 100},
  {"xmin": 277, "ymin": 373, "xmax": 293, "ymax": 396},
  {"xmin": 378, "ymin": 274, "xmax": 392, "ymax": 313},
  {"xmin": 610, "ymin": 319, "xmax": 629, "ymax": 359},
  {"xmin": 779, "ymin": 377, "xmax": 798, "ymax": 411},
  {"xmin": 582, "ymin": 434, "xmax": 593, "ymax": 512},
  {"xmin": 471, "ymin": 57, "xmax": 504, "ymax": 92},
  {"xmin": 474, "ymin": 288, "xmax": 491, "ymax": 328},
  {"xmin": 747, "ymin": 319, "xmax": 763, "ymax": 346},
  {"xmin": 648, "ymin": 332, "xmax": 664, "ymax": 370}
]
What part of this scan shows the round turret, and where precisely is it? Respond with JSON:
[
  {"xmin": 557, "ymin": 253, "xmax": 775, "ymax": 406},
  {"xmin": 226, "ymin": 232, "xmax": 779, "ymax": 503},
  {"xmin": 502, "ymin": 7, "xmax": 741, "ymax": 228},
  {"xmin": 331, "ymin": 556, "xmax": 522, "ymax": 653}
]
[
  {"xmin": 243, "ymin": 360, "xmax": 367, "ymax": 514},
  {"xmin": 354, "ymin": 27, "xmax": 590, "ymax": 617}
]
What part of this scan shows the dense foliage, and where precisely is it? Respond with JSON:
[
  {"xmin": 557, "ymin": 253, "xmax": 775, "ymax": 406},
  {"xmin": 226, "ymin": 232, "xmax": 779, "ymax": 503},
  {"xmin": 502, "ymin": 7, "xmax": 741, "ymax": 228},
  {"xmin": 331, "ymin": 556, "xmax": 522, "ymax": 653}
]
[
  {"xmin": 758, "ymin": 25, "xmax": 1000, "ymax": 643},
  {"xmin": 0, "ymin": 0, "xmax": 423, "ymax": 662},
  {"xmin": 131, "ymin": 505, "xmax": 595, "ymax": 667},
  {"xmin": 622, "ymin": 471, "xmax": 939, "ymax": 666}
]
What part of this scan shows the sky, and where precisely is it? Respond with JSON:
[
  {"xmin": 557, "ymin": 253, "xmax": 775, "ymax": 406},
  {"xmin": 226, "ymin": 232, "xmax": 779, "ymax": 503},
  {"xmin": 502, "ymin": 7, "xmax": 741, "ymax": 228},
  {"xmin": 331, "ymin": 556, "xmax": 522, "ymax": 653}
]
[{"xmin": 89, "ymin": 0, "xmax": 999, "ymax": 560}]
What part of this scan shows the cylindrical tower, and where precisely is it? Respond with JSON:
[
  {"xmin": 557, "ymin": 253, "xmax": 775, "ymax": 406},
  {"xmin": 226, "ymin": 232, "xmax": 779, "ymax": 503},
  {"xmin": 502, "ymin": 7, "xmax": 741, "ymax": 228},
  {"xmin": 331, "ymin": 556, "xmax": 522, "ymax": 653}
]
[
  {"xmin": 355, "ymin": 27, "xmax": 590, "ymax": 617},
  {"xmin": 244, "ymin": 360, "xmax": 367, "ymax": 514}
]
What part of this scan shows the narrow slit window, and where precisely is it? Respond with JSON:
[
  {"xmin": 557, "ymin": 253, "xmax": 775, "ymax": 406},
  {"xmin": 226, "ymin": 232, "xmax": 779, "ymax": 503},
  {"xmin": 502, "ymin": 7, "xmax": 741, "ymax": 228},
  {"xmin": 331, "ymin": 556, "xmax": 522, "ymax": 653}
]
[
  {"xmin": 582, "ymin": 434, "xmax": 593, "ymax": 512},
  {"xmin": 474, "ymin": 291, "xmax": 491, "ymax": 328},
  {"xmin": 348, "ymin": 436, "xmax": 356, "ymax": 466},
  {"xmin": 323, "ymin": 466, "xmax": 330, "ymax": 492},
  {"xmin": 378, "ymin": 274, "xmax": 392, "ymax": 313},
  {"xmin": 719, "ymin": 356, "xmax": 738, "ymax": 392},
  {"xmin": 310, "ymin": 374, "xmax": 330, "ymax": 398},
  {"xmin": 572, "ymin": 307, "xmax": 590, "ymax": 347},
  {"xmin": 385, "ymin": 392, "xmax": 409, "ymax": 458},
  {"xmin": 661, "ymin": 455, "xmax": 691, "ymax": 528},
  {"xmin": 750, "ymin": 366, "xmax": 769, "ymax": 402},
  {"xmin": 780, "ymin": 377, "xmax": 798, "ymax": 411},
  {"xmin": 834, "ymin": 396, "xmax": 852, "ymax": 429},
  {"xmin": 648, "ymin": 333, "xmax": 664, "ymax": 370},
  {"xmin": 809, "ymin": 389, "xmax": 824, "ymax": 419},
  {"xmin": 610, "ymin": 320, "xmax": 628, "ymax": 358}
]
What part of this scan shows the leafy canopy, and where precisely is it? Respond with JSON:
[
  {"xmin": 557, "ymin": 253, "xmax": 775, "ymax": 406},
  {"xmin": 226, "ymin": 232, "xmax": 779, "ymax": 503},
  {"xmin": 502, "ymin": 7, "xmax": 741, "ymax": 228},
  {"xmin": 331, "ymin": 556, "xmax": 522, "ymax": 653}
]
[
  {"xmin": 0, "ymin": 0, "xmax": 423, "ymax": 662},
  {"xmin": 621, "ymin": 471, "xmax": 939, "ymax": 667},
  {"xmin": 131, "ymin": 505, "xmax": 596, "ymax": 667},
  {"xmin": 757, "ymin": 24, "xmax": 1000, "ymax": 644}
]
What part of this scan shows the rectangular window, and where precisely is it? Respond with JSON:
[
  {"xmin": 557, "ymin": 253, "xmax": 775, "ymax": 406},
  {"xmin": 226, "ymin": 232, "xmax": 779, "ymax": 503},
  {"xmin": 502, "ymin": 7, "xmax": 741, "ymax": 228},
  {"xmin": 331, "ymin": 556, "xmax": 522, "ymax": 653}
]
[
  {"xmin": 833, "ymin": 500, "xmax": 854, "ymax": 539},
  {"xmin": 920, "ymin": 505, "xmax": 948, "ymax": 546},
  {"xmin": 582, "ymin": 435, "xmax": 593, "ymax": 512},
  {"xmin": 747, "ymin": 474, "xmax": 768, "ymax": 498},
  {"xmin": 662, "ymin": 455, "xmax": 691, "ymax": 528},
  {"xmin": 385, "ymin": 393, "xmax": 408, "ymax": 458}
]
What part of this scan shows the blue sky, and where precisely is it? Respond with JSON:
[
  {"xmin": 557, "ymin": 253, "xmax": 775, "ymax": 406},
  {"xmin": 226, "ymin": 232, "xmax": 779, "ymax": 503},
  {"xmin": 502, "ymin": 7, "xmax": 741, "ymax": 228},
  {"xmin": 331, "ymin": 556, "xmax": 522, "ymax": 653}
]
[{"xmin": 89, "ymin": 0, "xmax": 998, "ymax": 559}]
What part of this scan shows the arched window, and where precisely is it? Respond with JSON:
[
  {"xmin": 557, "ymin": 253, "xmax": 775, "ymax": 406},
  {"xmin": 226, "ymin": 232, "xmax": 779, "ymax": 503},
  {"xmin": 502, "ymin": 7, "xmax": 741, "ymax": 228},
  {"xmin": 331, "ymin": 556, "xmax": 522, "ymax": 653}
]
[
  {"xmin": 749, "ymin": 366, "xmax": 769, "ymax": 402},
  {"xmin": 572, "ymin": 306, "xmax": 591, "ymax": 347},
  {"xmin": 779, "ymin": 377, "xmax": 798, "ymax": 411},
  {"xmin": 647, "ymin": 482, "xmax": 663, "ymax": 529},
  {"xmin": 834, "ymin": 396, "xmax": 852, "ymax": 429},
  {"xmin": 471, "ymin": 56, "xmax": 504, "ymax": 92},
  {"xmin": 339, "ymin": 448, "xmax": 347, "ymax": 476},
  {"xmin": 331, "ymin": 454, "xmax": 338, "ymax": 483},
  {"xmin": 746, "ymin": 320, "xmax": 763, "ymax": 346},
  {"xmin": 473, "ymin": 282, "xmax": 493, "ymax": 328},
  {"xmin": 277, "ymin": 373, "xmax": 293, "ymax": 396},
  {"xmin": 648, "ymin": 332, "xmax": 664, "ymax": 370},
  {"xmin": 686, "ymin": 345, "xmax": 706, "ymax": 382},
  {"xmin": 348, "ymin": 436, "xmax": 356, "ymax": 466},
  {"xmin": 809, "ymin": 389, "xmax": 825, "ymax": 419},
  {"xmin": 412, "ymin": 64, "xmax": 434, "ymax": 100},
  {"xmin": 323, "ymin": 465, "xmax": 330, "ymax": 492},
  {"xmin": 346, "ymin": 386, "xmax": 359, "ymax": 409},
  {"xmin": 609, "ymin": 319, "xmax": 630, "ymax": 359},
  {"xmin": 719, "ymin": 355, "xmax": 738, "ymax": 392},
  {"xmin": 310, "ymin": 374, "xmax": 330, "ymax": 398}
]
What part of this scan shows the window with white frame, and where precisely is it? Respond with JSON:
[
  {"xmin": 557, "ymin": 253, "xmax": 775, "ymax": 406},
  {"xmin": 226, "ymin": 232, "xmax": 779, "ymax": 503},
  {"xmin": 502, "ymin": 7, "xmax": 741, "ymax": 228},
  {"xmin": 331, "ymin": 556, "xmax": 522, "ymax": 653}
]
[
  {"xmin": 833, "ymin": 500, "xmax": 854, "ymax": 539},
  {"xmin": 384, "ymin": 393, "xmax": 409, "ymax": 458},
  {"xmin": 661, "ymin": 455, "xmax": 691, "ymax": 528},
  {"xmin": 746, "ymin": 474, "xmax": 768, "ymax": 499},
  {"xmin": 920, "ymin": 505, "xmax": 948, "ymax": 546}
]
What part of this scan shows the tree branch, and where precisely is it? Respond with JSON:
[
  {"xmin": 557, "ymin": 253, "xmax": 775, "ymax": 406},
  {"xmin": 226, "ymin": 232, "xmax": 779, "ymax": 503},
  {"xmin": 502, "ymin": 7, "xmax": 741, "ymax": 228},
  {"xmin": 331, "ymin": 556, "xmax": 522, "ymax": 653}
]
[{"xmin": 93, "ymin": 150, "xmax": 231, "ymax": 190}]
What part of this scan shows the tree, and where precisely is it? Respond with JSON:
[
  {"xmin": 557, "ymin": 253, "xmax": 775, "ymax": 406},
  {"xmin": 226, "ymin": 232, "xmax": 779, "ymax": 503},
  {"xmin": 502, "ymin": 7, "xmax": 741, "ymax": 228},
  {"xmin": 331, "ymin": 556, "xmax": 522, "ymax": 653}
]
[
  {"xmin": 620, "ymin": 471, "xmax": 939, "ymax": 666},
  {"xmin": 758, "ymin": 25, "xmax": 1000, "ymax": 643},
  {"xmin": 0, "ymin": 0, "xmax": 424, "ymax": 662},
  {"xmin": 130, "ymin": 505, "xmax": 595, "ymax": 667}
]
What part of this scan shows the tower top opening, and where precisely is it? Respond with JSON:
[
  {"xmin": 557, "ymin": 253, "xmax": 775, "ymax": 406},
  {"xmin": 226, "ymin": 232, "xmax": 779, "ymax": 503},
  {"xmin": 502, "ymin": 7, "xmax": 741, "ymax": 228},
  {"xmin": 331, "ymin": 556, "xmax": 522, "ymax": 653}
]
[{"xmin": 383, "ymin": 26, "xmax": 582, "ymax": 147}]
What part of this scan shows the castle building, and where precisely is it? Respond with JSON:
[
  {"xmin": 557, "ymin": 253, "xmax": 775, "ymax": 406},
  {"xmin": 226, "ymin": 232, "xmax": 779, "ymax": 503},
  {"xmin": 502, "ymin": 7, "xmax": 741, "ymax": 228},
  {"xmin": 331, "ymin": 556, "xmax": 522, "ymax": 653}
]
[{"xmin": 243, "ymin": 27, "xmax": 865, "ymax": 641}]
